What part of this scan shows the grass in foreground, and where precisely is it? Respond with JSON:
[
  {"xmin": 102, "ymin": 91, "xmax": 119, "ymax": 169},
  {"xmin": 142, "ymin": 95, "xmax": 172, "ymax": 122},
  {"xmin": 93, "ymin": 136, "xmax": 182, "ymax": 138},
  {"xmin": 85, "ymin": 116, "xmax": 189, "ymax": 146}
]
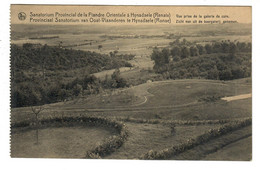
[
  {"xmin": 11, "ymin": 126, "xmax": 116, "ymax": 158},
  {"xmin": 105, "ymin": 123, "xmax": 221, "ymax": 159},
  {"xmin": 170, "ymin": 125, "xmax": 252, "ymax": 160}
]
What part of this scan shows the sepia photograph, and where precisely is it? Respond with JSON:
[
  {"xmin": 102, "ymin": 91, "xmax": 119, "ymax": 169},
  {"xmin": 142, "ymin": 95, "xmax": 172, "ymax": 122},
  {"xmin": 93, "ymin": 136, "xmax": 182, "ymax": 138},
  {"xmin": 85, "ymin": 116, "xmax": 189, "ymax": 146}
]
[{"xmin": 10, "ymin": 5, "xmax": 252, "ymax": 160}]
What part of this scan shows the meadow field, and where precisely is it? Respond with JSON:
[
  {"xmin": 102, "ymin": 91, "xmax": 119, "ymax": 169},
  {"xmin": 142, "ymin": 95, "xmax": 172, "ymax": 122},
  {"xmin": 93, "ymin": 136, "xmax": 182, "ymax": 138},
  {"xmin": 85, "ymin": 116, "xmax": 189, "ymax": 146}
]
[
  {"xmin": 11, "ymin": 23, "xmax": 251, "ymax": 56},
  {"xmin": 11, "ymin": 23, "xmax": 252, "ymax": 160}
]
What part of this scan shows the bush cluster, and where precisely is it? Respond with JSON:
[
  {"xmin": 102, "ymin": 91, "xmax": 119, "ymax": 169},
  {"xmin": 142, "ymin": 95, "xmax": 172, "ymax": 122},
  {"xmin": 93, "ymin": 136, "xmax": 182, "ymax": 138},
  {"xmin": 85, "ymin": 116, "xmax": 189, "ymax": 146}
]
[{"xmin": 198, "ymin": 95, "xmax": 221, "ymax": 102}]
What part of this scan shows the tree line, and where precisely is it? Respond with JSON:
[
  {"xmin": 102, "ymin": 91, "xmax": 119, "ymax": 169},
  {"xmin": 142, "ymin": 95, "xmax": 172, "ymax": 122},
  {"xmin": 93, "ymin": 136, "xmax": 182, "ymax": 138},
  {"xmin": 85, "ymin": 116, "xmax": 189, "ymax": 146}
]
[{"xmin": 151, "ymin": 39, "xmax": 251, "ymax": 80}]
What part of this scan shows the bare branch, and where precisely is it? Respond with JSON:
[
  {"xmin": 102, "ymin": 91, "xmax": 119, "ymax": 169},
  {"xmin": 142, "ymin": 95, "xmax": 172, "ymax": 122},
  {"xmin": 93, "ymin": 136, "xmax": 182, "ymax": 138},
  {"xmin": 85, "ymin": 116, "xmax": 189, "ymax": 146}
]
[
  {"xmin": 31, "ymin": 106, "xmax": 44, "ymax": 115},
  {"xmin": 31, "ymin": 106, "xmax": 36, "ymax": 114}
]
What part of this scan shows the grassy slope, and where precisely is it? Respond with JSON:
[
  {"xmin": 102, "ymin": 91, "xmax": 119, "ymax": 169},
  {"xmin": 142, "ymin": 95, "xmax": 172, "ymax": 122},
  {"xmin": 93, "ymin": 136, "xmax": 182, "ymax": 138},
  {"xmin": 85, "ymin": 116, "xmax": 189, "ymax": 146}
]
[
  {"xmin": 146, "ymin": 79, "xmax": 251, "ymax": 107},
  {"xmin": 11, "ymin": 78, "xmax": 252, "ymax": 122}
]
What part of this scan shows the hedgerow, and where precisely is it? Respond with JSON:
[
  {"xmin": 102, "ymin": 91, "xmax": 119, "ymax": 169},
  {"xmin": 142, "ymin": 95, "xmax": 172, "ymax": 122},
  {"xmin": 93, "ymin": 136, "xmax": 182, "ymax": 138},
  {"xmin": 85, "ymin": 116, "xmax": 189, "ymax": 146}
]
[
  {"xmin": 140, "ymin": 118, "xmax": 251, "ymax": 160},
  {"xmin": 85, "ymin": 122, "xmax": 128, "ymax": 159},
  {"xmin": 11, "ymin": 116, "xmax": 128, "ymax": 159},
  {"xmin": 115, "ymin": 116, "xmax": 251, "ymax": 126}
]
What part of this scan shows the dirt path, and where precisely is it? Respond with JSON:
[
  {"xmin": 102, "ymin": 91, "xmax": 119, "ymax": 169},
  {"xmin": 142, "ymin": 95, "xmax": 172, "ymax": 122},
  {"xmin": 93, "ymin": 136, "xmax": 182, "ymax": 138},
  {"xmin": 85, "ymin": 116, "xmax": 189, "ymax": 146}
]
[
  {"xmin": 133, "ymin": 96, "xmax": 148, "ymax": 106},
  {"xmin": 221, "ymin": 93, "xmax": 252, "ymax": 102}
]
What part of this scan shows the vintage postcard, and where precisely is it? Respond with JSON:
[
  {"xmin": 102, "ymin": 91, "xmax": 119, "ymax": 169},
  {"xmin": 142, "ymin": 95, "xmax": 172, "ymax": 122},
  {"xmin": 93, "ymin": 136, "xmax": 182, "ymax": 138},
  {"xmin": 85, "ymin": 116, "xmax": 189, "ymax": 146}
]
[{"xmin": 10, "ymin": 5, "xmax": 252, "ymax": 160}]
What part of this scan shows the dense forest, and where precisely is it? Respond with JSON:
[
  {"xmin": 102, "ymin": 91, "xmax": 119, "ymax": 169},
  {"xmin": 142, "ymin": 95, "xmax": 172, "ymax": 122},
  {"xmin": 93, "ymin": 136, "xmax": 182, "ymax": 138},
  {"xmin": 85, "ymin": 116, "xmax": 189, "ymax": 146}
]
[
  {"xmin": 11, "ymin": 44, "xmax": 132, "ymax": 108},
  {"xmin": 11, "ymin": 43, "xmax": 133, "ymax": 73},
  {"xmin": 151, "ymin": 39, "xmax": 251, "ymax": 80}
]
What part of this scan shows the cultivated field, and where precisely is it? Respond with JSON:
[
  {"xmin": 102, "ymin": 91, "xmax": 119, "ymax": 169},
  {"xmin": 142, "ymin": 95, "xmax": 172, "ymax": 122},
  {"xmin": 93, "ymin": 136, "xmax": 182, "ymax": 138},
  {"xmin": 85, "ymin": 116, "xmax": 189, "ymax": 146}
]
[{"xmin": 11, "ymin": 24, "xmax": 251, "ymax": 56}]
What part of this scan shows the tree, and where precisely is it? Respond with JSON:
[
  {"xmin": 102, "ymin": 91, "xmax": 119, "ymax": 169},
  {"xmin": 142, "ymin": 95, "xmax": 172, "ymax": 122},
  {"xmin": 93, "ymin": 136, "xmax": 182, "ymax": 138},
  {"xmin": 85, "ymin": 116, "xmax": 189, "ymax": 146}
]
[
  {"xmin": 229, "ymin": 42, "xmax": 238, "ymax": 54},
  {"xmin": 207, "ymin": 66, "xmax": 219, "ymax": 80},
  {"xmin": 196, "ymin": 44, "xmax": 205, "ymax": 55},
  {"xmin": 170, "ymin": 46, "xmax": 181, "ymax": 57},
  {"xmin": 219, "ymin": 69, "xmax": 233, "ymax": 80},
  {"xmin": 151, "ymin": 47, "xmax": 163, "ymax": 72},
  {"xmin": 98, "ymin": 45, "xmax": 103, "ymax": 51},
  {"xmin": 103, "ymin": 74, "xmax": 111, "ymax": 88},
  {"xmin": 221, "ymin": 42, "xmax": 230, "ymax": 53},
  {"xmin": 22, "ymin": 43, "xmax": 34, "ymax": 49},
  {"xmin": 111, "ymin": 68, "xmax": 128, "ymax": 88},
  {"xmin": 246, "ymin": 42, "xmax": 252, "ymax": 52},
  {"xmin": 182, "ymin": 38, "xmax": 188, "ymax": 45},
  {"xmin": 82, "ymin": 74, "xmax": 98, "ymax": 90},
  {"xmin": 151, "ymin": 47, "xmax": 171, "ymax": 73},
  {"xmin": 172, "ymin": 56, "xmax": 181, "ymax": 62},
  {"xmin": 111, "ymin": 68, "xmax": 120, "ymax": 80},
  {"xmin": 190, "ymin": 46, "xmax": 199, "ymax": 56},
  {"xmin": 31, "ymin": 106, "xmax": 44, "ymax": 144},
  {"xmin": 73, "ymin": 84, "xmax": 83, "ymax": 96},
  {"xmin": 231, "ymin": 67, "xmax": 245, "ymax": 79},
  {"xmin": 236, "ymin": 41, "xmax": 246, "ymax": 52},
  {"xmin": 212, "ymin": 42, "xmax": 222, "ymax": 53},
  {"xmin": 114, "ymin": 50, "xmax": 119, "ymax": 55},
  {"xmin": 175, "ymin": 38, "xmax": 180, "ymax": 45},
  {"xmin": 181, "ymin": 46, "xmax": 190, "ymax": 59},
  {"xmin": 109, "ymin": 51, "xmax": 115, "ymax": 57},
  {"xmin": 170, "ymin": 123, "xmax": 176, "ymax": 135},
  {"xmin": 205, "ymin": 44, "xmax": 213, "ymax": 54},
  {"xmin": 161, "ymin": 48, "xmax": 170, "ymax": 64}
]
